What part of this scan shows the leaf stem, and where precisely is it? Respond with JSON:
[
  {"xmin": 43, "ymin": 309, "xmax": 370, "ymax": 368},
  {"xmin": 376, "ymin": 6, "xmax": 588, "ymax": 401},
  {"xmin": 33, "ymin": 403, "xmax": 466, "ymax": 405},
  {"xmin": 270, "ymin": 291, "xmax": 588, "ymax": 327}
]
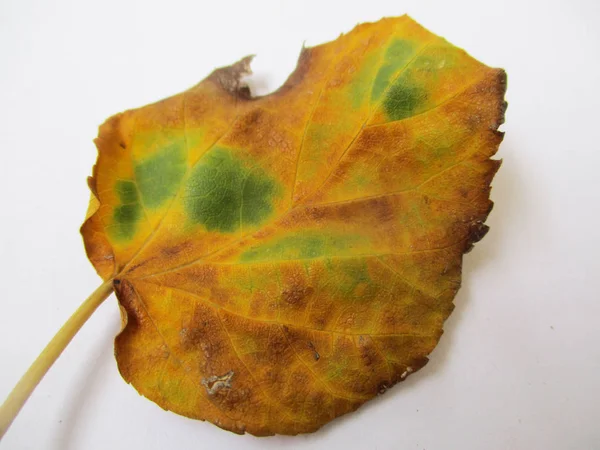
[{"xmin": 0, "ymin": 280, "xmax": 114, "ymax": 440}]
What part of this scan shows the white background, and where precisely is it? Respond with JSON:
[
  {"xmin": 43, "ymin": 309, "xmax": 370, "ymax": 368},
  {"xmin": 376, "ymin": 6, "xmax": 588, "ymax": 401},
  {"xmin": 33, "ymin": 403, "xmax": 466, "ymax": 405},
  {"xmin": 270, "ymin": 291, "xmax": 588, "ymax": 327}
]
[{"xmin": 1, "ymin": 0, "xmax": 599, "ymax": 448}]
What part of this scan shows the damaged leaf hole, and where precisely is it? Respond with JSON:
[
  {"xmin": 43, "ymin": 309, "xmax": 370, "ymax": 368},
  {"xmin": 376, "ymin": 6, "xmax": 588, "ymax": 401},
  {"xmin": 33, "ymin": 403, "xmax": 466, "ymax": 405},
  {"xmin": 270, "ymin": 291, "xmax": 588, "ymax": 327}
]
[
  {"xmin": 201, "ymin": 370, "xmax": 235, "ymax": 395},
  {"xmin": 308, "ymin": 341, "xmax": 320, "ymax": 361},
  {"xmin": 400, "ymin": 366, "xmax": 413, "ymax": 380},
  {"xmin": 235, "ymin": 51, "xmax": 305, "ymax": 98}
]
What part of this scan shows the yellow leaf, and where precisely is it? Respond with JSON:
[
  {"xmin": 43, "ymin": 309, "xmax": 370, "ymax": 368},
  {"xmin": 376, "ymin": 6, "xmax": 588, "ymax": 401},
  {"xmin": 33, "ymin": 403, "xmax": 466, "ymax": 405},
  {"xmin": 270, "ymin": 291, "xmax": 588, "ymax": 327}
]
[{"xmin": 82, "ymin": 15, "xmax": 506, "ymax": 435}]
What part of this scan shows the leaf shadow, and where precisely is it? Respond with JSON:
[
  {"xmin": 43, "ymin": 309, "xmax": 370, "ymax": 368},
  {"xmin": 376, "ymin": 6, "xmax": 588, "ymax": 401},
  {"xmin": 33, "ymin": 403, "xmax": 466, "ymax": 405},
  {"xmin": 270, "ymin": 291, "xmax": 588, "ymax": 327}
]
[
  {"xmin": 52, "ymin": 312, "xmax": 120, "ymax": 450},
  {"xmin": 252, "ymin": 136, "xmax": 521, "ymax": 444}
]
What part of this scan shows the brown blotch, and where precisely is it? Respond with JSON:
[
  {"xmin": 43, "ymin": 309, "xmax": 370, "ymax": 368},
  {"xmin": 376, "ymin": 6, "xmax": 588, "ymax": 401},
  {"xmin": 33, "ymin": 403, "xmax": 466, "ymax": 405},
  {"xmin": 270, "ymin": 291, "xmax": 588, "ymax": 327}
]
[
  {"xmin": 217, "ymin": 386, "xmax": 252, "ymax": 413},
  {"xmin": 113, "ymin": 280, "xmax": 138, "ymax": 321},
  {"xmin": 369, "ymin": 196, "xmax": 395, "ymax": 223},
  {"xmin": 495, "ymin": 69, "xmax": 508, "ymax": 128},
  {"xmin": 180, "ymin": 305, "xmax": 227, "ymax": 362},
  {"xmin": 334, "ymin": 202, "xmax": 356, "ymax": 223},
  {"xmin": 193, "ymin": 264, "xmax": 219, "ymax": 284},
  {"xmin": 282, "ymin": 284, "xmax": 314, "ymax": 305},
  {"xmin": 266, "ymin": 326, "xmax": 290, "ymax": 361},
  {"xmin": 113, "ymin": 281, "xmax": 151, "ymax": 380},
  {"xmin": 207, "ymin": 55, "xmax": 254, "ymax": 99},
  {"xmin": 160, "ymin": 240, "xmax": 192, "ymax": 258},
  {"xmin": 464, "ymin": 221, "xmax": 489, "ymax": 253},
  {"xmin": 357, "ymin": 336, "xmax": 376, "ymax": 369},
  {"xmin": 226, "ymin": 108, "xmax": 294, "ymax": 157},
  {"xmin": 291, "ymin": 369, "xmax": 310, "ymax": 386},
  {"xmin": 303, "ymin": 205, "xmax": 326, "ymax": 222},
  {"xmin": 126, "ymin": 258, "xmax": 154, "ymax": 274},
  {"xmin": 238, "ymin": 108, "xmax": 263, "ymax": 128},
  {"xmin": 312, "ymin": 315, "xmax": 326, "ymax": 330}
]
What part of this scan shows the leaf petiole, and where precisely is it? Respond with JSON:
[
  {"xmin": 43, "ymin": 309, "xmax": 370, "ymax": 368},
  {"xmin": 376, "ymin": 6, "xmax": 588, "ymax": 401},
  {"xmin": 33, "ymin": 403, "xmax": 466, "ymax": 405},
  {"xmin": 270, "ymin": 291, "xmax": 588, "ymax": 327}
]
[{"xmin": 0, "ymin": 280, "xmax": 114, "ymax": 440}]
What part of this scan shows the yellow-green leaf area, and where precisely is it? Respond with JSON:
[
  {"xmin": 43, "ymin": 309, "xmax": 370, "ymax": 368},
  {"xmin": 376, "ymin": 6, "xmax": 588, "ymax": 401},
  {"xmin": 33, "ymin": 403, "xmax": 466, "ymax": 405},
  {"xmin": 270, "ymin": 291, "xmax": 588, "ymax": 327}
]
[
  {"xmin": 371, "ymin": 39, "xmax": 419, "ymax": 102},
  {"xmin": 238, "ymin": 232, "xmax": 366, "ymax": 263},
  {"xmin": 110, "ymin": 180, "xmax": 142, "ymax": 242},
  {"xmin": 134, "ymin": 138, "xmax": 187, "ymax": 209},
  {"xmin": 184, "ymin": 147, "xmax": 281, "ymax": 233}
]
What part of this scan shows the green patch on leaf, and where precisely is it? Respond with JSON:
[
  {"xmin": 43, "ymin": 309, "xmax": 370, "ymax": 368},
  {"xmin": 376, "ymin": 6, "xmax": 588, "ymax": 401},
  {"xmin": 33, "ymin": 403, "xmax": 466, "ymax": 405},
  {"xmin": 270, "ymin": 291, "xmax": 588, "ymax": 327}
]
[
  {"xmin": 115, "ymin": 179, "xmax": 139, "ymax": 204},
  {"xmin": 239, "ymin": 232, "xmax": 364, "ymax": 263},
  {"xmin": 134, "ymin": 139, "xmax": 187, "ymax": 209},
  {"xmin": 348, "ymin": 54, "xmax": 379, "ymax": 109},
  {"xmin": 110, "ymin": 180, "xmax": 142, "ymax": 241},
  {"xmin": 338, "ymin": 260, "xmax": 372, "ymax": 296},
  {"xmin": 371, "ymin": 39, "xmax": 417, "ymax": 102},
  {"xmin": 383, "ymin": 79, "xmax": 428, "ymax": 122},
  {"xmin": 184, "ymin": 147, "xmax": 279, "ymax": 232}
]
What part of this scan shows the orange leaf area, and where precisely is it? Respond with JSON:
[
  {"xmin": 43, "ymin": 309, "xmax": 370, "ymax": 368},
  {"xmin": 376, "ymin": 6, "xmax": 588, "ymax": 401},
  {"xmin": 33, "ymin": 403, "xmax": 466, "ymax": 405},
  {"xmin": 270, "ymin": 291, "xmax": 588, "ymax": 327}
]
[{"xmin": 82, "ymin": 15, "xmax": 506, "ymax": 435}]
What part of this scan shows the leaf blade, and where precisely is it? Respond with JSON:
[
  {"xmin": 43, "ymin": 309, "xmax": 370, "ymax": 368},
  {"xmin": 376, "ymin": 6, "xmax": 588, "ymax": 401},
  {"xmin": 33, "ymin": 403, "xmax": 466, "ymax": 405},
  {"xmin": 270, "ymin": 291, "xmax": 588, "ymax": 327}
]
[{"xmin": 83, "ymin": 15, "xmax": 506, "ymax": 435}]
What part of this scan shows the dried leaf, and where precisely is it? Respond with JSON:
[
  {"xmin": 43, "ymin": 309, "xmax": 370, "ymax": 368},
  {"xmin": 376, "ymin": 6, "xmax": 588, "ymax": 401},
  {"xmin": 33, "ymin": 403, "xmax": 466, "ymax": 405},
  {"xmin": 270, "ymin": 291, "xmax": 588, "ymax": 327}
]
[{"xmin": 82, "ymin": 15, "xmax": 506, "ymax": 435}]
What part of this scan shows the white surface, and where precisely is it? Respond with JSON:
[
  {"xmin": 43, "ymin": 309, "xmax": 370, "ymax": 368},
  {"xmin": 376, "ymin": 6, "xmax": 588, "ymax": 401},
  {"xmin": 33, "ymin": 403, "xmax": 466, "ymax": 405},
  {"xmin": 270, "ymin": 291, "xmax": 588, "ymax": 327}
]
[{"xmin": 1, "ymin": 0, "xmax": 599, "ymax": 448}]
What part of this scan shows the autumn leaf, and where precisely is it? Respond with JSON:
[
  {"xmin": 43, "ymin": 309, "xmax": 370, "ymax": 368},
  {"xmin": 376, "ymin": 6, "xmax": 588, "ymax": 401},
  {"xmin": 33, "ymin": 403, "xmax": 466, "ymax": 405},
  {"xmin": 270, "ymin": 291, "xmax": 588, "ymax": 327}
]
[
  {"xmin": 0, "ymin": 15, "xmax": 506, "ymax": 439},
  {"xmin": 82, "ymin": 15, "xmax": 506, "ymax": 435}
]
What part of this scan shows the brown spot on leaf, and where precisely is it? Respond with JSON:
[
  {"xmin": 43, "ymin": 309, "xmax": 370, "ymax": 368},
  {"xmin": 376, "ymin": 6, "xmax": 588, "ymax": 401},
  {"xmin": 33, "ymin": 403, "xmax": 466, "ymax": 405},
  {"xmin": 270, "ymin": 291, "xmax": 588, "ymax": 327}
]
[
  {"xmin": 282, "ymin": 284, "xmax": 314, "ymax": 305},
  {"xmin": 370, "ymin": 197, "xmax": 395, "ymax": 223},
  {"xmin": 465, "ymin": 221, "xmax": 489, "ymax": 253}
]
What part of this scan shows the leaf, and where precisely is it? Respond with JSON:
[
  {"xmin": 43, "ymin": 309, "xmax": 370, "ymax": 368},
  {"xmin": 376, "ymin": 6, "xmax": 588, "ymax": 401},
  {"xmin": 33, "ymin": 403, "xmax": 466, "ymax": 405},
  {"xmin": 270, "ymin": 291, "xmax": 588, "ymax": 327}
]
[{"xmin": 82, "ymin": 15, "xmax": 506, "ymax": 435}]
